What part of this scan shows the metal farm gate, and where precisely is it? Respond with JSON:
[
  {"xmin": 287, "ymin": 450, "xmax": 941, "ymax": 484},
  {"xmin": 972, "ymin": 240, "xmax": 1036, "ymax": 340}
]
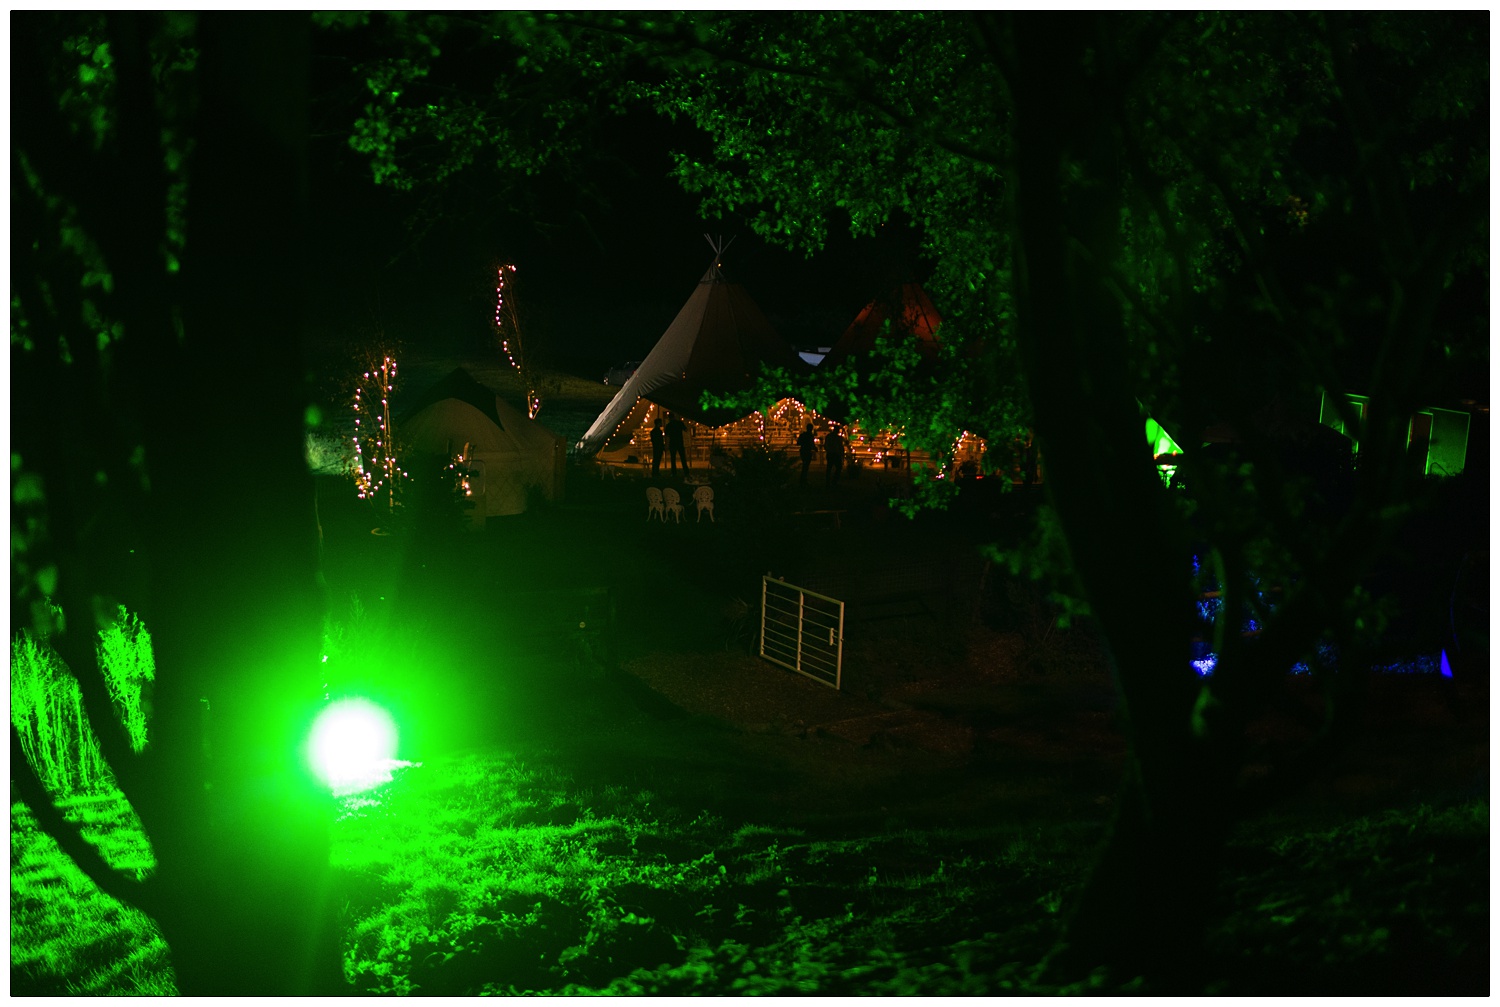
[{"xmin": 760, "ymin": 576, "xmax": 844, "ymax": 689}]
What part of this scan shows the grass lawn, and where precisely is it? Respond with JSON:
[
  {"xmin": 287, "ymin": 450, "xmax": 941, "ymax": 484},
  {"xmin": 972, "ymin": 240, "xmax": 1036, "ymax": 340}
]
[{"xmin": 10, "ymin": 746, "xmax": 1487, "ymax": 994}]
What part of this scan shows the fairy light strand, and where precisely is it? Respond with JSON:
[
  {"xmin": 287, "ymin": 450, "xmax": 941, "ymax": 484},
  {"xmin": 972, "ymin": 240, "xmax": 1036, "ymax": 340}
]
[
  {"xmin": 493, "ymin": 263, "xmax": 542, "ymax": 419},
  {"xmin": 591, "ymin": 394, "xmax": 939, "ymax": 473},
  {"xmin": 351, "ymin": 355, "xmax": 407, "ymax": 508}
]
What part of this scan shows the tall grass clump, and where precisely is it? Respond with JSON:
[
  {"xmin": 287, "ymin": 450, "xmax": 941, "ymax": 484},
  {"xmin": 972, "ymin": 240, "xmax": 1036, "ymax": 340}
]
[
  {"xmin": 96, "ymin": 605, "xmax": 154, "ymax": 753},
  {"xmin": 11, "ymin": 633, "xmax": 109, "ymax": 796}
]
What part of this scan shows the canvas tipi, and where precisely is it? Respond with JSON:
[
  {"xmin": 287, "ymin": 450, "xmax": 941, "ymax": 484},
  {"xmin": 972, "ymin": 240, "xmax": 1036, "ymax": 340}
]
[
  {"xmin": 402, "ymin": 367, "xmax": 566, "ymax": 522},
  {"xmin": 819, "ymin": 282, "xmax": 942, "ymax": 371},
  {"xmin": 575, "ymin": 238, "xmax": 804, "ymax": 459}
]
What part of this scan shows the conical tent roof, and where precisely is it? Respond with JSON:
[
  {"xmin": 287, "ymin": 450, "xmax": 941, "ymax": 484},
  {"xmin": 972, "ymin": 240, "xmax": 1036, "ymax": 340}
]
[
  {"xmin": 575, "ymin": 254, "xmax": 803, "ymax": 455},
  {"xmin": 820, "ymin": 282, "xmax": 942, "ymax": 370}
]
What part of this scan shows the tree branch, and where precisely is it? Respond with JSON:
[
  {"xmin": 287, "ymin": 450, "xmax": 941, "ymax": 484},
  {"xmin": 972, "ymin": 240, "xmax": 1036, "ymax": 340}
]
[
  {"xmin": 549, "ymin": 11, "xmax": 1011, "ymax": 168},
  {"xmin": 1067, "ymin": 236, "xmax": 1183, "ymax": 350}
]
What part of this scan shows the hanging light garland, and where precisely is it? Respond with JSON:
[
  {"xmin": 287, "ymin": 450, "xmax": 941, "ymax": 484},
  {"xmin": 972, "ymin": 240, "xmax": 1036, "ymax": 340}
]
[
  {"xmin": 493, "ymin": 263, "xmax": 542, "ymax": 419},
  {"xmin": 936, "ymin": 429, "xmax": 988, "ymax": 480},
  {"xmin": 446, "ymin": 446, "xmax": 474, "ymax": 498},
  {"xmin": 351, "ymin": 355, "xmax": 407, "ymax": 509}
]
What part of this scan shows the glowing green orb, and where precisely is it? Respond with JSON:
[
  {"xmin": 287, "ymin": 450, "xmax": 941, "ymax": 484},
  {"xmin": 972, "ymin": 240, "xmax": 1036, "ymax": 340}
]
[{"xmin": 306, "ymin": 697, "xmax": 399, "ymax": 794}]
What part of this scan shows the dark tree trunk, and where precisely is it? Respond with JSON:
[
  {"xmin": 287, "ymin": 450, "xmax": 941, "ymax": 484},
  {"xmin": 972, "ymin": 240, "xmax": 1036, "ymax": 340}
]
[
  {"xmin": 12, "ymin": 12, "xmax": 344, "ymax": 994},
  {"xmin": 130, "ymin": 13, "xmax": 344, "ymax": 995},
  {"xmin": 1000, "ymin": 13, "xmax": 1238, "ymax": 987}
]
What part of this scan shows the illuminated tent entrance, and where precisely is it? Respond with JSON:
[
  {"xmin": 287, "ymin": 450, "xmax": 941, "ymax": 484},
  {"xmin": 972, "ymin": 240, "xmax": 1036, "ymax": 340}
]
[
  {"xmin": 591, "ymin": 395, "xmax": 959, "ymax": 477},
  {"xmin": 403, "ymin": 367, "xmax": 566, "ymax": 523}
]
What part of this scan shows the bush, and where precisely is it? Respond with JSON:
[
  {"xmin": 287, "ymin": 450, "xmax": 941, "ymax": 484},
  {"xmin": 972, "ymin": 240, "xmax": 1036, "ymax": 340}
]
[
  {"xmin": 728, "ymin": 444, "xmax": 796, "ymax": 491},
  {"xmin": 96, "ymin": 606, "xmax": 155, "ymax": 753},
  {"xmin": 12, "ymin": 607, "xmax": 156, "ymax": 798},
  {"xmin": 11, "ymin": 634, "xmax": 108, "ymax": 796}
]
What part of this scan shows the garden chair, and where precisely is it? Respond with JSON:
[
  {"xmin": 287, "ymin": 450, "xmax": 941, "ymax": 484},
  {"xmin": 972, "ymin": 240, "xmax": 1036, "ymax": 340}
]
[
  {"xmin": 693, "ymin": 485, "xmax": 715, "ymax": 522},
  {"xmin": 646, "ymin": 486, "xmax": 665, "ymax": 522},
  {"xmin": 663, "ymin": 487, "xmax": 684, "ymax": 523}
]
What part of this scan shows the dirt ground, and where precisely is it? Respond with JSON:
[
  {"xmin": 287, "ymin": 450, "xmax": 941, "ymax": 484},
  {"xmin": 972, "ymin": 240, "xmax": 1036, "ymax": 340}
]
[{"xmin": 606, "ymin": 625, "xmax": 1487, "ymax": 843}]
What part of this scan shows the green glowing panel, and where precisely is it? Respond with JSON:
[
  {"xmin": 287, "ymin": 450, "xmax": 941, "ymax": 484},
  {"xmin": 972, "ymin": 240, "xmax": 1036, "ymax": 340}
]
[
  {"xmin": 1319, "ymin": 390, "xmax": 1368, "ymax": 452},
  {"xmin": 307, "ymin": 698, "xmax": 399, "ymax": 795},
  {"xmin": 1426, "ymin": 407, "xmax": 1470, "ymax": 476},
  {"xmin": 1144, "ymin": 417, "xmax": 1183, "ymax": 458}
]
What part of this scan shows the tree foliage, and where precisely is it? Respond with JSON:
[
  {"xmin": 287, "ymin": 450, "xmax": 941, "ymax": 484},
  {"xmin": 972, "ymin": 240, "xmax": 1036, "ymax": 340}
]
[{"xmin": 313, "ymin": 11, "xmax": 649, "ymax": 248}]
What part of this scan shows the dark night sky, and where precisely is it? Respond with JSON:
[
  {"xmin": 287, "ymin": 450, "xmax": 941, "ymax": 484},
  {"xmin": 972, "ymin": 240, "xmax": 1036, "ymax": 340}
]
[{"xmin": 303, "ymin": 103, "xmax": 920, "ymax": 380}]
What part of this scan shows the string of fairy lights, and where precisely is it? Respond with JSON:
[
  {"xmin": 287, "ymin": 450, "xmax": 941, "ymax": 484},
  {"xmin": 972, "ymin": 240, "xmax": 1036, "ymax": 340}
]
[
  {"xmin": 351, "ymin": 355, "xmax": 409, "ymax": 507},
  {"xmin": 602, "ymin": 394, "xmax": 944, "ymax": 471},
  {"xmin": 493, "ymin": 263, "xmax": 541, "ymax": 419},
  {"xmin": 589, "ymin": 386, "xmax": 1032, "ymax": 484},
  {"xmin": 446, "ymin": 450, "xmax": 474, "ymax": 498}
]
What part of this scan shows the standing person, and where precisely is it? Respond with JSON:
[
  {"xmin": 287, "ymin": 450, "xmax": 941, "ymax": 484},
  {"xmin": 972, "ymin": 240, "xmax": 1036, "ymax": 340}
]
[
  {"xmin": 665, "ymin": 413, "xmax": 690, "ymax": 473},
  {"xmin": 650, "ymin": 416, "xmax": 666, "ymax": 478},
  {"xmin": 825, "ymin": 425, "xmax": 845, "ymax": 486},
  {"xmin": 797, "ymin": 423, "xmax": 816, "ymax": 485}
]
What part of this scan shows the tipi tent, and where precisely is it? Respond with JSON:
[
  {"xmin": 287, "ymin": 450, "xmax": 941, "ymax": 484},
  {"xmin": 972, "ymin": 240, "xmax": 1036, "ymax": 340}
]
[
  {"xmin": 575, "ymin": 241, "xmax": 804, "ymax": 459},
  {"xmin": 402, "ymin": 367, "xmax": 566, "ymax": 521},
  {"xmin": 819, "ymin": 282, "xmax": 942, "ymax": 371}
]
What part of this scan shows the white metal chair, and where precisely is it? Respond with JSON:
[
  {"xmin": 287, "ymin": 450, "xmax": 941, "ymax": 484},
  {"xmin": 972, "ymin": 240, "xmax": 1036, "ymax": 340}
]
[
  {"xmin": 663, "ymin": 487, "xmax": 684, "ymax": 523},
  {"xmin": 646, "ymin": 487, "xmax": 665, "ymax": 522},
  {"xmin": 693, "ymin": 485, "xmax": 715, "ymax": 522}
]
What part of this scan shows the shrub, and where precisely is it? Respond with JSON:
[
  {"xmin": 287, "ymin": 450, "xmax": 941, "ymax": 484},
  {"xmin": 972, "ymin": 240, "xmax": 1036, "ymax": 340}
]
[
  {"xmin": 96, "ymin": 606, "xmax": 155, "ymax": 753},
  {"xmin": 728, "ymin": 444, "xmax": 796, "ymax": 491},
  {"xmin": 11, "ymin": 634, "xmax": 108, "ymax": 796}
]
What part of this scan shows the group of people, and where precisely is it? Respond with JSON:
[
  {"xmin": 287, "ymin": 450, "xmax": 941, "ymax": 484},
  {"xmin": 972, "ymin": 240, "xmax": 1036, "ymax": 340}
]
[
  {"xmin": 799, "ymin": 422, "xmax": 846, "ymax": 486},
  {"xmin": 650, "ymin": 413, "xmax": 849, "ymax": 486},
  {"xmin": 650, "ymin": 414, "xmax": 689, "ymax": 477}
]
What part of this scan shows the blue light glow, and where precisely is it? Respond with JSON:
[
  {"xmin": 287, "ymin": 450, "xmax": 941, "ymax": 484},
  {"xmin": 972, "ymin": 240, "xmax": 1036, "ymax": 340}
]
[
  {"xmin": 1189, "ymin": 647, "xmax": 1442, "ymax": 679},
  {"xmin": 1370, "ymin": 653, "xmax": 1443, "ymax": 676}
]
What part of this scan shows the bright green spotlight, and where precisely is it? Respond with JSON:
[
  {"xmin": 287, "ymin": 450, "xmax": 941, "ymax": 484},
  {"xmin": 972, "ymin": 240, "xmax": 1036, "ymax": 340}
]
[{"xmin": 307, "ymin": 697, "xmax": 399, "ymax": 795}]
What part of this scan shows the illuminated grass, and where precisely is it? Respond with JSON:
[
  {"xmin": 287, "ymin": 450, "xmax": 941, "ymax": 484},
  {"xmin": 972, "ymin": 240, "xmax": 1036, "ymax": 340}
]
[
  {"xmin": 10, "ymin": 796, "xmax": 173, "ymax": 995},
  {"xmin": 327, "ymin": 750, "xmax": 1487, "ymax": 995},
  {"xmin": 10, "ymin": 760, "xmax": 1486, "ymax": 995},
  {"xmin": 328, "ymin": 749, "xmax": 1091, "ymax": 995}
]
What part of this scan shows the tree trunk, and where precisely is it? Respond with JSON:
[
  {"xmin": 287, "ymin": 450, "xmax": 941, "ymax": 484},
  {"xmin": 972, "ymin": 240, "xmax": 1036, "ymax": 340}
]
[
  {"xmin": 1001, "ymin": 13, "xmax": 1238, "ymax": 987},
  {"xmin": 128, "ymin": 13, "xmax": 345, "ymax": 994},
  {"xmin": 8, "ymin": 11, "xmax": 346, "ymax": 993}
]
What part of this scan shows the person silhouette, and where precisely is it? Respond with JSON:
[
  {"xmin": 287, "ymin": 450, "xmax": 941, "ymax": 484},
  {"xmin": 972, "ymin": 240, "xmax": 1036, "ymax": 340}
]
[
  {"xmin": 824, "ymin": 425, "xmax": 845, "ymax": 486},
  {"xmin": 650, "ymin": 416, "xmax": 666, "ymax": 478},
  {"xmin": 797, "ymin": 423, "xmax": 816, "ymax": 485},
  {"xmin": 666, "ymin": 414, "xmax": 689, "ymax": 473}
]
